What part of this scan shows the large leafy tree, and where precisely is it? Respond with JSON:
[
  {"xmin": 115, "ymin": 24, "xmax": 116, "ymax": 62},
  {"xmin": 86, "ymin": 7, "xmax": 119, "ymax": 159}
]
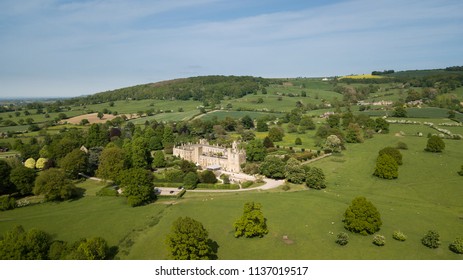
[
  {"xmin": 59, "ymin": 148, "xmax": 88, "ymax": 179},
  {"xmin": 33, "ymin": 168, "xmax": 77, "ymax": 201},
  {"xmin": 259, "ymin": 156, "xmax": 285, "ymax": 179},
  {"xmin": 425, "ymin": 135, "xmax": 445, "ymax": 153},
  {"xmin": 245, "ymin": 139, "xmax": 267, "ymax": 162},
  {"xmin": 152, "ymin": 150, "xmax": 166, "ymax": 169},
  {"xmin": 96, "ymin": 146, "xmax": 127, "ymax": 181},
  {"xmin": 284, "ymin": 158, "xmax": 306, "ymax": 184},
  {"xmin": 241, "ymin": 115, "xmax": 254, "ymax": 129},
  {"xmin": 0, "ymin": 225, "xmax": 52, "ymax": 260},
  {"xmin": 68, "ymin": 237, "xmax": 110, "ymax": 260},
  {"xmin": 9, "ymin": 165, "xmax": 36, "ymax": 195},
  {"xmin": 119, "ymin": 168, "xmax": 154, "ymax": 207},
  {"xmin": 166, "ymin": 217, "xmax": 217, "ymax": 260},
  {"xmin": 268, "ymin": 126, "xmax": 285, "ymax": 142},
  {"xmin": 345, "ymin": 123, "xmax": 364, "ymax": 143},
  {"xmin": 305, "ymin": 167, "xmax": 326, "ymax": 189},
  {"xmin": 343, "ymin": 197, "xmax": 382, "ymax": 235},
  {"xmin": 85, "ymin": 123, "xmax": 109, "ymax": 148},
  {"xmin": 199, "ymin": 170, "xmax": 218, "ymax": 184},
  {"xmin": 234, "ymin": 202, "xmax": 269, "ymax": 238},
  {"xmin": 373, "ymin": 153, "xmax": 398, "ymax": 179}
]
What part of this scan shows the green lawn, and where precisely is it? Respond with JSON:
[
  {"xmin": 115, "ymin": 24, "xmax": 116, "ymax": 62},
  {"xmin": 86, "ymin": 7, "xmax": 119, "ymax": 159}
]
[{"xmin": 2, "ymin": 128, "xmax": 462, "ymax": 260}]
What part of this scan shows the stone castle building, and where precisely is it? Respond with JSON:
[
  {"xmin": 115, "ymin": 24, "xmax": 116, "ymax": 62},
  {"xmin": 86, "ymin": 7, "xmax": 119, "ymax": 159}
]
[{"xmin": 173, "ymin": 139, "xmax": 246, "ymax": 172}]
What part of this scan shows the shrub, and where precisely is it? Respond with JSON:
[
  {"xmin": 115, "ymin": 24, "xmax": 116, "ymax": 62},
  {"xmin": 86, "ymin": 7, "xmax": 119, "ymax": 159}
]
[
  {"xmin": 343, "ymin": 197, "xmax": 382, "ymax": 235},
  {"xmin": 425, "ymin": 135, "xmax": 445, "ymax": 153},
  {"xmin": 373, "ymin": 154, "xmax": 398, "ymax": 179},
  {"xmin": 24, "ymin": 158, "xmax": 36, "ymax": 169},
  {"xmin": 305, "ymin": 167, "xmax": 326, "ymax": 190},
  {"xmin": 335, "ymin": 232, "xmax": 349, "ymax": 246},
  {"xmin": 199, "ymin": 170, "xmax": 217, "ymax": 184},
  {"xmin": 241, "ymin": 181, "xmax": 254, "ymax": 189},
  {"xmin": 373, "ymin": 234, "xmax": 386, "ymax": 246},
  {"xmin": 295, "ymin": 137, "xmax": 302, "ymax": 145},
  {"xmin": 392, "ymin": 230, "xmax": 407, "ymax": 241},
  {"xmin": 281, "ymin": 184, "xmax": 290, "ymax": 191},
  {"xmin": 421, "ymin": 230, "xmax": 440, "ymax": 248},
  {"xmin": 449, "ymin": 237, "xmax": 463, "ymax": 254},
  {"xmin": 0, "ymin": 196, "xmax": 16, "ymax": 211},
  {"xmin": 378, "ymin": 147, "xmax": 403, "ymax": 165}
]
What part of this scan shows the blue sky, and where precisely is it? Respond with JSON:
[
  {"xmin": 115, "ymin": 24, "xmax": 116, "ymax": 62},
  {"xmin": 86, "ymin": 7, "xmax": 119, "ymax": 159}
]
[{"xmin": 1, "ymin": 0, "xmax": 462, "ymax": 98}]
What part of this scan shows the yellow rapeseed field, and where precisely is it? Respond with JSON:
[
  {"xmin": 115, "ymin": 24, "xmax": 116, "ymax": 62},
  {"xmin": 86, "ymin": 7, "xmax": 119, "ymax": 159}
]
[{"xmin": 340, "ymin": 74, "xmax": 384, "ymax": 79}]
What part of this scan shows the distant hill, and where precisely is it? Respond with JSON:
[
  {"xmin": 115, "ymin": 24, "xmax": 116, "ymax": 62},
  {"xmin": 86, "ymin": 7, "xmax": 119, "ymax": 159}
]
[{"xmin": 68, "ymin": 75, "xmax": 269, "ymax": 105}]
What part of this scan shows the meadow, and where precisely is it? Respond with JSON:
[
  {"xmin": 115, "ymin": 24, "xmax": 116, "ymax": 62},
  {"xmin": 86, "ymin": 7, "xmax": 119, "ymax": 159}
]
[{"xmin": 1, "ymin": 121, "xmax": 462, "ymax": 260}]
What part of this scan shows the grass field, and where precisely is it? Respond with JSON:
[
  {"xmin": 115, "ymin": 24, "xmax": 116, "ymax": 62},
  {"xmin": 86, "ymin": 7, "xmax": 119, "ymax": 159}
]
[{"xmin": 1, "ymin": 123, "xmax": 462, "ymax": 260}]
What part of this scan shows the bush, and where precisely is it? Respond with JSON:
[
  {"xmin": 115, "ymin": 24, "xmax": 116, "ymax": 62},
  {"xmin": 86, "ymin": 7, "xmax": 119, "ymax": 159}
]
[
  {"xmin": 449, "ymin": 237, "xmax": 463, "ymax": 254},
  {"xmin": 373, "ymin": 153, "xmax": 398, "ymax": 179},
  {"xmin": 241, "ymin": 181, "xmax": 254, "ymax": 188},
  {"xmin": 305, "ymin": 167, "xmax": 326, "ymax": 190},
  {"xmin": 199, "ymin": 170, "xmax": 218, "ymax": 184},
  {"xmin": 0, "ymin": 196, "xmax": 16, "ymax": 211},
  {"xmin": 281, "ymin": 184, "xmax": 290, "ymax": 191},
  {"xmin": 343, "ymin": 197, "xmax": 382, "ymax": 235},
  {"xmin": 373, "ymin": 234, "xmax": 386, "ymax": 246},
  {"xmin": 335, "ymin": 232, "xmax": 349, "ymax": 246},
  {"xmin": 295, "ymin": 137, "xmax": 302, "ymax": 145},
  {"xmin": 392, "ymin": 230, "xmax": 407, "ymax": 241},
  {"xmin": 378, "ymin": 147, "xmax": 403, "ymax": 165},
  {"xmin": 421, "ymin": 230, "xmax": 440, "ymax": 248},
  {"xmin": 425, "ymin": 135, "xmax": 445, "ymax": 153}
]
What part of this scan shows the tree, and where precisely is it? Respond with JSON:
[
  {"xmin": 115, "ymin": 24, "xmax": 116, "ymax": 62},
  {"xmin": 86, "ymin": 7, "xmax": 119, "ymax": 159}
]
[
  {"xmin": 129, "ymin": 137, "xmax": 151, "ymax": 168},
  {"xmin": 421, "ymin": 230, "xmax": 440, "ymax": 248},
  {"xmin": 284, "ymin": 157, "xmax": 306, "ymax": 184},
  {"xmin": 449, "ymin": 237, "xmax": 463, "ymax": 254},
  {"xmin": 241, "ymin": 115, "xmax": 254, "ymax": 129},
  {"xmin": 256, "ymin": 119, "xmax": 268, "ymax": 132},
  {"xmin": 343, "ymin": 197, "xmax": 382, "ymax": 235},
  {"xmin": 378, "ymin": 147, "xmax": 403, "ymax": 165},
  {"xmin": 305, "ymin": 167, "xmax": 326, "ymax": 189},
  {"xmin": 299, "ymin": 116, "xmax": 315, "ymax": 130},
  {"xmin": 268, "ymin": 126, "xmax": 285, "ymax": 142},
  {"xmin": 69, "ymin": 237, "xmax": 110, "ymax": 260},
  {"xmin": 392, "ymin": 106, "xmax": 407, "ymax": 117},
  {"xmin": 9, "ymin": 165, "xmax": 36, "ymax": 195},
  {"xmin": 245, "ymin": 139, "xmax": 267, "ymax": 162},
  {"xmin": 183, "ymin": 172, "xmax": 199, "ymax": 189},
  {"xmin": 24, "ymin": 158, "xmax": 36, "ymax": 169},
  {"xmin": 0, "ymin": 160, "xmax": 13, "ymax": 194},
  {"xmin": 373, "ymin": 154, "xmax": 398, "ymax": 179},
  {"xmin": 86, "ymin": 123, "xmax": 109, "ymax": 148},
  {"xmin": 152, "ymin": 150, "xmax": 166, "ymax": 168},
  {"xmin": 345, "ymin": 123, "xmax": 364, "ymax": 143},
  {"xmin": 166, "ymin": 217, "xmax": 217, "ymax": 260},
  {"xmin": 119, "ymin": 168, "xmax": 154, "ymax": 207},
  {"xmin": 234, "ymin": 202, "xmax": 268, "ymax": 238},
  {"xmin": 59, "ymin": 148, "xmax": 88, "ymax": 179},
  {"xmin": 295, "ymin": 137, "xmax": 302, "ymax": 145},
  {"xmin": 97, "ymin": 112, "xmax": 104, "ymax": 119},
  {"xmin": 327, "ymin": 114, "xmax": 340, "ymax": 128},
  {"xmin": 375, "ymin": 118, "xmax": 389, "ymax": 133},
  {"xmin": 34, "ymin": 168, "xmax": 77, "ymax": 201},
  {"xmin": 425, "ymin": 135, "xmax": 445, "ymax": 152},
  {"xmin": 96, "ymin": 146, "xmax": 127, "ymax": 181},
  {"xmin": 0, "ymin": 225, "xmax": 52, "ymax": 260},
  {"xmin": 262, "ymin": 136, "xmax": 274, "ymax": 148},
  {"xmin": 35, "ymin": 158, "xmax": 48, "ymax": 169},
  {"xmin": 199, "ymin": 170, "xmax": 217, "ymax": 184},
  {"xmin": 324, "ymin": 134, "xmax": 342, "ymax": 153},
  {"xmin": 259, "ymin": 156, "xmax": 285, "ymax": 179}
]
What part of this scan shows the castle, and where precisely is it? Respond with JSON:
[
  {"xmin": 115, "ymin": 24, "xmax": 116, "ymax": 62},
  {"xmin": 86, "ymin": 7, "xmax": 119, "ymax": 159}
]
[{"xmin": 173, "ymin": 139, "xmax": 246, "ymax": 172}]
